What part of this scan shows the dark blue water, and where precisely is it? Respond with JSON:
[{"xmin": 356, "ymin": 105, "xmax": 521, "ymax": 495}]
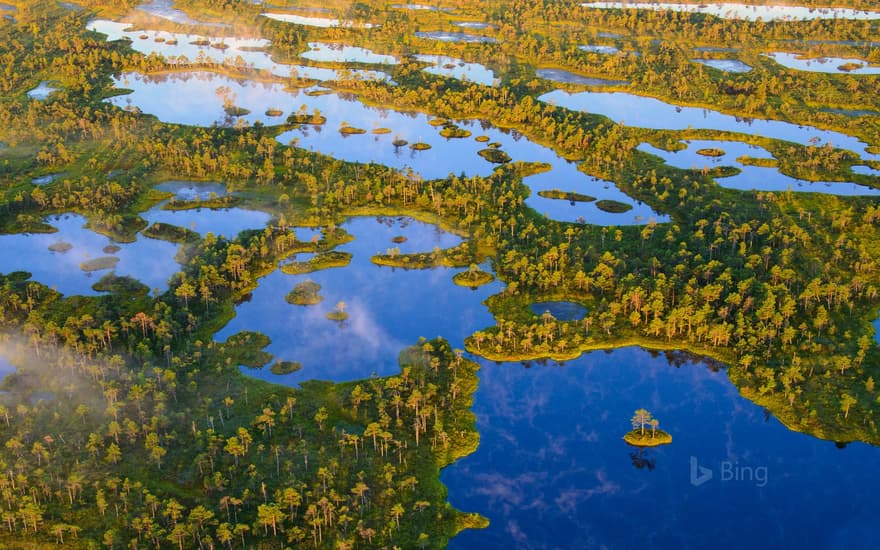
[
  {"xmin": 529, "ymin": 301, "xmax": 588, "ymax": 321},
  {"xmin": 443, "ymin": 348, "xmax": 880, "ymax": 549},
  {"xmin": 216, "ymin": 216, "xmax": 504, "ymax": 385}
]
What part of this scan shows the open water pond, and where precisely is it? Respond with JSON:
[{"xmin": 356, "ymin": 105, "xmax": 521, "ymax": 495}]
[
  {"xmin": 692, "ymin": 58, "xmax": 752, "ymax": 73},
  {"xmin": 89, "ymin": 20, "xmax": 389, "ymax": 83},
  {"xmin": 453, "ymin": 21, "xmax": 491, "ymax": 29},
  {"xmin": 529, "ymin": 301, "xmax": 588, "ymax": 321},
  {"xmin": 138, "ymin": 0, "xmax": 226, "ymax": 26},
  {"xmin": 31, "ymin": 173, "xmax": 64, "ymax": 186},
  {"xmin": 580, "ymin": 44, "xmax": 620, "ymax": 55},
  {"xmin": 414, "ymin": 54, "xmax": 496, "ymax": 86},
  {"xmin": 638, "ymin": 140, "xmax": 880, "ymax": 196},
  {"xmin": 274, "ymin": 90, "xmax": 667, "ymax": 224},
  {"xmin": 142, "ymin": 205, "xmax": 271, "ymax": 238},
  {"xmin": 580, "ymin": 2, "xmax": 880, "ymax": 21},
  {"xmin": 391, "ymin": 3, "xmax": 453, "ymax": 11},
  {"xmin": 155, "ymin": 180, "xmax": 229, "ymax": 200},
  {"xmin": 853, "ymin": 165, "xmax": 880, "ymax": 177},
  {"xmin": 765, "ymin": 52, "xmax": 880, "ymax": 75},
  {"xmin": 536, "ymin": 69, "xmax": 628, "ymax": 87},
  {"xmin": 261, "ymin": 12, "xmax": 376, "ymax": 28},
  {"xmin": 540, "ymin": 90, "xmax": 880, "ymax": 162},
  {"xmin": 111, "ymin": 71, "xmax": 662, "ymax": 224},
  {"xmin": 301, "ymin": 42, "xmax": 398, "ymax": 65},
  {"xmin": 414, "ymin": 31, "xmax": 496, "ymax": 43},
  {"xmin": 0, "ymin": 214, "xmax": 181, "ymax": 295},
  {"xmin": 216, "ymin": 216, "xmax": 503, "ymax": 385},
  {"xmin": 443, "ymin": 347, "xmax": 880, "ymax": 549},
  {"xmin": 27, "ymin": 82, "xmax": 58, "ymax": 101}
]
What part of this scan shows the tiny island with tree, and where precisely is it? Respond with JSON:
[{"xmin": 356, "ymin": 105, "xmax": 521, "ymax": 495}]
[{"xmin": 624, "ymin": 409, "xmax": 672, "ymax": 447}]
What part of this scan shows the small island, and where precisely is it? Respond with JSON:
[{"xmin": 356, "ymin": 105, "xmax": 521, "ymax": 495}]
[
  {"xmin": 453, "ymin": 264, "xmax": 494, "ymax": 288},
  {"xmin": 285, "ymin": 280, "xmax": 323, "ymax": 305},
  {"xmin": 326, "ymin": 301, "xmax": 349, "ymax": 322},
  {"xmin": 623, "ymin": 409, "xmax": 672, "ymax": 447}
]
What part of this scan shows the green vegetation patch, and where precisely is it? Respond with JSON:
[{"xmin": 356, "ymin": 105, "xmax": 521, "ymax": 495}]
[
  {"xmin": 326, "ymin": 302, "xmax": 350, "ymax": 322},
  {"xmin": 623, "ymin": 429, "xmax": 672, "ymax": 447},
  {"xmin": 410, "ymin": 141, "xmax": 432, "ymax": 151},
  {"xmin": 708, "ymin": 166, "xmax": 742, "ymax": 178},
  {"xmin": 453, "ymin": 266, "xmax": 495, "ymax": 288},
  {"xmin": 269, "ymin": 360, "xmax": 302, "ymax": 375},
  {"xmin": 223, "ymin": 105, "xmax": 250, "ymax": 117},
  {"xmin": 372, "ymin": 127, "xmax": 392, "ymax": 134},
  {"xmin": 537, "ymin": 189, "xmax": 596, "ymax": 202},
  {"xmin": 265, "ymin": 108, "xmax": 283, "ymax": 117},
  {"xmin": 79, "ymin": 256, "xmax": 120, "ymax": 272},
  {"xmin": 339, "ymin": 125, "xmax": 367, "ymax": 135},
  {"xmin": 440, "ymin": 125, "xmax": 472, "ymax": 139},
  {"xmin": 222, "ymin": 331, "xmax": 273, "ymax": 368},
  {"xmin": 142, "ymin": 222, "xmax": 200, "ymax": 244},
  {"xmin": 595, "ymin": 199, "xmax": 633, "ymax": 213},
  {"xmin": 91, "ymin": 273, "xmax": 150, "ymax": 296},
  {"xmin": 285, "ymin": 280, "xmax": 323, "ymax": 305},
  {"xmin": 478, "ymin": 148, "xmax": 511, "ymax": 163},
  {"xmin": 281, "ymin": 251, "xmax": 353, "ymax": 274},
  {"xmin": 696, "ymin": 147, "xmax": 725, "ymax": 157},
  {"xmin": 838, "ymin": 62, "xmax": 863, "ymax": 72},
  {"xmin": 737, "ymin": 155, "xmax": 778, "ymax": 168},
  {"xmin": 47, "ymin": 241, "xmax": 72, "ymax": 252}
]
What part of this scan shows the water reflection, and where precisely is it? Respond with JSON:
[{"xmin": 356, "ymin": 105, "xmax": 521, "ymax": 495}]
[
  {"xmin": 692, "ymin": 59, "xmax": 752, "ymax": 73},
  {"xmin": 581, "ymin": 2, "xmax": 880, "ymax": 21},
  {"xmin": 536, "ymin": 68, "xmax": 628, "ymax": 87},
  {"xmin": 27, "ymin": 82, "xmax": 58, "ymax": 101},
  {"xmin": 638, "ymin": 139, "xmax": 880, "ymax": 195},
  {"xmin": 0, "ymin": 214, "xmax": 181, "ymax": 295},
  {"xmin": 216, "ymin": 216, "xmax": 503, "ymax": 385},
  {"xmin": 541, "ymin": 89, "xmax": 880, "ymax": 161},
  {"xmin": 765, "ymin": 52, "xmax": 880, "ymax": 75},
  {"xmin": 443, "ymin": 347, "xmax": 880, "ymax": 549}
]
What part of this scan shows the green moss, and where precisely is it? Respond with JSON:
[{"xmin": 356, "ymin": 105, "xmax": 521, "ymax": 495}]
[{"xmin": 410, "ymin": 142, "xmax": 432, "ymax": 151}]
